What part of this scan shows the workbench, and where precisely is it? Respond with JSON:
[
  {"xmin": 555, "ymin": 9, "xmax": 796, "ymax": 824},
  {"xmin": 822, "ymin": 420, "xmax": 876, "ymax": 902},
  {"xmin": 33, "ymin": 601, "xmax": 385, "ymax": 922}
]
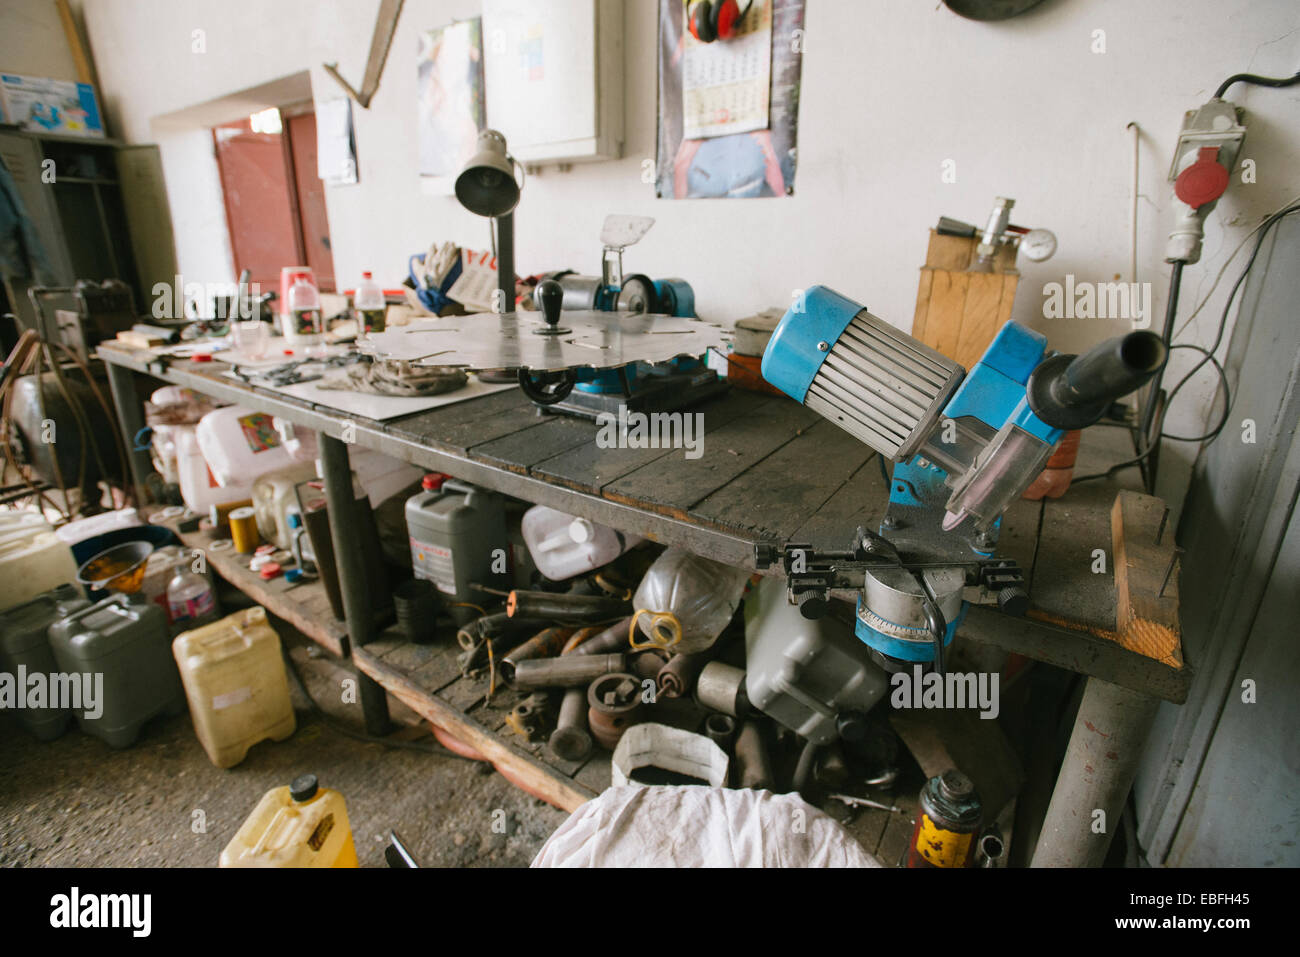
[{"xmin": 98, "ymin": 339, "xmax": 1189, "ymax": 867}]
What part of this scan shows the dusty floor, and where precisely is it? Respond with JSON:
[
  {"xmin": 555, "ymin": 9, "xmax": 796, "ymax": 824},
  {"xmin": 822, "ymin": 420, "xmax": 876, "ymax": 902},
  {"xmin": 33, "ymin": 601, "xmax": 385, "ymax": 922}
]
[{"xmin": 0, "ymin": 634, "xmax": 568, "ymax": 868}]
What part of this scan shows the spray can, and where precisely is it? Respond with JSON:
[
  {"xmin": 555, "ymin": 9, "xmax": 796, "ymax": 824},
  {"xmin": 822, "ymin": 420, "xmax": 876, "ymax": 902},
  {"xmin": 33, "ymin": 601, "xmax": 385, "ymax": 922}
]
[{"xmin": 907, "ymin": 769, "xmax": 982, "ymax": 868}]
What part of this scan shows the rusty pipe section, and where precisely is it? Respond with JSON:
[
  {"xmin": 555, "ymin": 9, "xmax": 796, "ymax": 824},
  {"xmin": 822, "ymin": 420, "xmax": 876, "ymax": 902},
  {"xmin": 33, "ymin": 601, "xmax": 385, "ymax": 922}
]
[
  {"xmin": 456, "ymin": 612, "xmax": 545, "ymax": 651},
  {"xmin": 570, "ymin": 617, "xmax": 634, "ymax": 655},
  {"xmin": 587, "ymin": 672, "xmax": 645, "ymax": 750},
  {"xmin": 656, "ymin": 652, "xmax": 710, "ymax": 699},
  {"xmin": 733, "ymin": 720, "xmax": 773, "ymax": 790},
  {"xmin": 549, "ymin": 687, "xmax": 593, "ymax": 762},
  {"xmin": 506, "ymin": 590, "xmax": 631, "ymax": 624},
  {"xmin": 498, "ymin": 626, "xmax": 574, "ymax": 684},
  {"xmin": 696, "ymin": 661, "xmax": 749, "ymax": 716},
  {"xmin": 509, "ymin": 653, "xmax": 628, "ymax": 690}
]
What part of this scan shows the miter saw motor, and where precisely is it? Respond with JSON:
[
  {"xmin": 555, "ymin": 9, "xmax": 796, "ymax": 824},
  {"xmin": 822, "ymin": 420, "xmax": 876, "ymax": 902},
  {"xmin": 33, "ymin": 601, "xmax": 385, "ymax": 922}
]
[
  {"xmin": 754, "ymin": 285, "xmax": 1166, "ymax": 672},
  {"xmin": 544, "ymin": 214, "xmax": 726, "ymax": 419}
]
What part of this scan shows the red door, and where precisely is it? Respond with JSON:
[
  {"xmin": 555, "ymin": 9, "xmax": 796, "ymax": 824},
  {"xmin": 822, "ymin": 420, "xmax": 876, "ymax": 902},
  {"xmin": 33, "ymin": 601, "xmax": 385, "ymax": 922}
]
[{"xmin": 214, "ymin": 110, "xmax": 335, "ymax": 294}]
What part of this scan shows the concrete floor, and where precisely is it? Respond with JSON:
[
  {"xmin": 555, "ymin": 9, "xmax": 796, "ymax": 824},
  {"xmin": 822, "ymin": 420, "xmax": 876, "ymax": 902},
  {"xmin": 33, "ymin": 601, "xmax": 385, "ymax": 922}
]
[{"xmin": 0, "ymin": 635, "xmax": 568, "ymax": 868}]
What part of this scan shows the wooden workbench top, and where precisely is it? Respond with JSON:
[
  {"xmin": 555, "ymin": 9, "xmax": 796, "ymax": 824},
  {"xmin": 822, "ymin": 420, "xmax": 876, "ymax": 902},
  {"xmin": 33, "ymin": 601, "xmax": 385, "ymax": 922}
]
[{"xmin": 100, "ymin": 341, "xmax": 1187, "ymax": 702}]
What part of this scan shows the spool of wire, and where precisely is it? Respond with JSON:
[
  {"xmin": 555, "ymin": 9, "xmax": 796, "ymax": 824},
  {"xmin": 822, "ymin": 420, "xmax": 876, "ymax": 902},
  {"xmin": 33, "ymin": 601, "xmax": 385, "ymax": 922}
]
[{"xmin": 229, "ymin": 506, "xmax": 260, "ymax": 554}]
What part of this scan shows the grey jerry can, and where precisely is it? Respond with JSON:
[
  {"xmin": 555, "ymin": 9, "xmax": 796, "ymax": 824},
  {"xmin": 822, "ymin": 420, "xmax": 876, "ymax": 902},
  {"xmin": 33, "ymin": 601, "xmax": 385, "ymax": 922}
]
[
  {"xmin": 47, "ymin": 594, "xmax": 186, "ymax": 748},
  {"xmin": 0, "ymin": 584, "xmax": 91, "ymax": 741}
]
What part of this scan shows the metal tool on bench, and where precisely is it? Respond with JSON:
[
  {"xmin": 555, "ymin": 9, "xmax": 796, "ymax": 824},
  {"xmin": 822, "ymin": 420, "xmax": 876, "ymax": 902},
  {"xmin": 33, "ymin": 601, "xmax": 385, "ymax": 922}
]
[
  {"xmin": 542, "ymin": 214, "xmax": 728, "ymax": 418},
  {"xmin": 358, "ymin": 274, "xmax": 729, "ymax": 413},
  {"xmin": 754, "ymin": 285, "xmax": 1166, "ymax": 672}
]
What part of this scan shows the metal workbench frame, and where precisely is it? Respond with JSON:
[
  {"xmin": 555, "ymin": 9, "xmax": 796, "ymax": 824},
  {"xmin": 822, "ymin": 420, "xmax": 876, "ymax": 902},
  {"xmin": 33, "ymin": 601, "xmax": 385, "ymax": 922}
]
[{"xmin": 100, "ymin": 344, "xmax": 1188, "ymax": 867}]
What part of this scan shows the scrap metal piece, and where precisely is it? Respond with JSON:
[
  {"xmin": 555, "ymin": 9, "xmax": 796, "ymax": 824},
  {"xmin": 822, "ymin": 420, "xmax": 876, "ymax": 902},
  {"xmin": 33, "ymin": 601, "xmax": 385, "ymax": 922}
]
[
  {"xmin": 358, "ymin": 309, "xmax": 730, "ymax": 374},
  {"xmin": 587, "ymin": 672, "xmax": 645, "ymax": 750},
  {"xmin": 549, "ymin": 687, "xmax": 593, "ymax": 762}
]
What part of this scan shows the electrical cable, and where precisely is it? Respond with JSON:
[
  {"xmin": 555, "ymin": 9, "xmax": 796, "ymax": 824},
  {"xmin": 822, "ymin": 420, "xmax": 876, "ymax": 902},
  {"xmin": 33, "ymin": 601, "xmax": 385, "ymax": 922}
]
[
  {"xmin": 1173, "ymin": 192, "xmax": 1300, "ymax": 341},
  {"xmin": 280, "ymin": 644, "xmax": 476, "ymax": 760},
  {"xmin": 1213, "ymin": 69, "xmax": 1300, "ymax": 100},
  {"xmin": 1076, "ymin": 205, "xmax": 1298, "ymax": 483}
]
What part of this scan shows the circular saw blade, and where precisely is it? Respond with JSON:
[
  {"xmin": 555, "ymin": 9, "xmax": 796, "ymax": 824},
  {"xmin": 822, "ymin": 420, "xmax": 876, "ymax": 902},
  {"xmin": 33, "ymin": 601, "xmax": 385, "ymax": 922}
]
[{"xmin": 358, "ymin": 310, "xmax": 732, "ymax": 374}]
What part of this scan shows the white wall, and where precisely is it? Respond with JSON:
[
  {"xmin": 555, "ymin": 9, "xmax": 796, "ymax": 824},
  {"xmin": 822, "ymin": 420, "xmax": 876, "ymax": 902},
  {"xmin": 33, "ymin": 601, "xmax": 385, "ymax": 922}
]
[{"xmin": 56, "ymin": 0, "xmax": 1300, "ymax": 504}]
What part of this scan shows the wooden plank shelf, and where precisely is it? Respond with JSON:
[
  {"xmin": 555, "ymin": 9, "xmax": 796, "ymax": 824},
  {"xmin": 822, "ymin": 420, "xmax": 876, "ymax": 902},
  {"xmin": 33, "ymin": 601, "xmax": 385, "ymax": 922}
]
[{"xmin": 150, "ymin": 509, "xmax": 349, "ymax": 658}]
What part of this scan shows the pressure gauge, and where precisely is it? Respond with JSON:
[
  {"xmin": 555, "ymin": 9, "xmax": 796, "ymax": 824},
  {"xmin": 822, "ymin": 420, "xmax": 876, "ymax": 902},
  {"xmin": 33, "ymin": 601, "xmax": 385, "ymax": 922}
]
[{"xmin": 1020, "ymin": 228, "xmax": 1058, "ymax": 263}]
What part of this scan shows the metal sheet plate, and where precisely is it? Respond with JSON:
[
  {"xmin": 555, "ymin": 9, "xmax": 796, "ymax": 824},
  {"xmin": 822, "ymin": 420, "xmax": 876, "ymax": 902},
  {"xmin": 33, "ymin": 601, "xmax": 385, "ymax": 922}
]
[{"xmin": 358, "ymin": 310, "xmax": 731, "ymax": 373}]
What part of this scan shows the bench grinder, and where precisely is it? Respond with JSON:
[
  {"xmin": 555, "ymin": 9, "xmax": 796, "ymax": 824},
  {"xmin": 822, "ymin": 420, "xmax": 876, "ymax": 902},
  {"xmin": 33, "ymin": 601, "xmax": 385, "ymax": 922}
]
[
  {"xmin": 755, "ymin": 285, "xmax": 1166, "ymax": 673},
  {"xmin": 544, "ymin": 214, "xmax": 726, "ymax": 418}
]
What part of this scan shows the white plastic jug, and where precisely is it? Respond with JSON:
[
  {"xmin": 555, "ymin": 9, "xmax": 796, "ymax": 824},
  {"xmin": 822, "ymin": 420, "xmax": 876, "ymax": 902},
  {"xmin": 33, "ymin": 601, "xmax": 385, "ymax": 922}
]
[
  {"xmin": 0, "ymin": 530, "xmax": 79, "ymax": 613},
  {"xmin": 196, "ymin": 406, "xmax": 297, "ymax": 489},
  {"xmin": 631, "ymin": 547, "xmax": 751, "ymax": 654},
  {"xmin": 522, "ymin": 505, "xmax": 641, "ymax": 581},
  {"xmin": 252, "ymin": 462, "xmax": 320, "ymax": 550},
  {"xmin": 54, "ymin": 508, "xmax": 141, "ymax": 545},
  {"xmin": 177, "ymin": 427, "xmax": 253, "ymax": 512}
]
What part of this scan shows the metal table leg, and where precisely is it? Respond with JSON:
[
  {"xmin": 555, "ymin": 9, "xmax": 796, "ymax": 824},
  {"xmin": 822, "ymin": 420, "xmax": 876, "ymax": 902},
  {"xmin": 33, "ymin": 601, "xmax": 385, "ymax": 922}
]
[
  {"xmin": 319, "ymin": 432, "xmax": 393, "ymax": 736},
  {"xmin": 1030, "ymin": 677, "xmax": 1160, "ymax": 867},
  {"xmin": 104, "ymin": 360, "xmax": 152, "ymax": 505}
]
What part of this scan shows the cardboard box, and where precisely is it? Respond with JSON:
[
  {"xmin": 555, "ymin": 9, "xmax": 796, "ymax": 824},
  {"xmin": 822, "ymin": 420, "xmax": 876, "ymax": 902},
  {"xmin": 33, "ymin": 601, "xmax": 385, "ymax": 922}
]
[{"xmin": 0, "ymin": 73, "xmax": 105, "ymax": 138}]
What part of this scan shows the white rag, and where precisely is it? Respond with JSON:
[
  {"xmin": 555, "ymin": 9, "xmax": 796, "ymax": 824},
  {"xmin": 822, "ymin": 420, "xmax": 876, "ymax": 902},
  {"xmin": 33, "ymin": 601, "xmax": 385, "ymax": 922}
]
[{"xmin": 531, "ymin": 785, "xmax": 882, "ymax": 868}]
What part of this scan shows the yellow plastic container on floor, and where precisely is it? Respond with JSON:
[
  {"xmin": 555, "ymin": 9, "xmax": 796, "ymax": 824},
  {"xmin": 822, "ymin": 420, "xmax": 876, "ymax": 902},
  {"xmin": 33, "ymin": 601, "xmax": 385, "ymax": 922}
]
[
  {"xmin": 220, "ymin": 774, "xmax": 359, "ymax": 868},
  {"xmin": 172, "ymin": 606, "xmax": 296, "ymax": 768}
]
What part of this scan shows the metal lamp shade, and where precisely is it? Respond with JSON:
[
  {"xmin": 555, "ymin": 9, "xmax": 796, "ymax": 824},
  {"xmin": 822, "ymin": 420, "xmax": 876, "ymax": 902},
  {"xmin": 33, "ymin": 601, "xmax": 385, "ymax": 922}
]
[{"xmin": 455, "ymin": 130, "xmax": 520, "ymax": 217}]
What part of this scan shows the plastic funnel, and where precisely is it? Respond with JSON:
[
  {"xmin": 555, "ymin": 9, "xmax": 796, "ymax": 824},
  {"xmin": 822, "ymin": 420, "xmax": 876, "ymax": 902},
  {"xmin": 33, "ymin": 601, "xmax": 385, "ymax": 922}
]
[{"xmin": 77, "ymin": 540, "xmax": 155, "ymax": 594}]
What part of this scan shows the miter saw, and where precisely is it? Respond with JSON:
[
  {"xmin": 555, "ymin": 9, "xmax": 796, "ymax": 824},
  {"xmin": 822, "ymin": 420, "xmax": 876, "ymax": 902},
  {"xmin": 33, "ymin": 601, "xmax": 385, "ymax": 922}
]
[
  {"xmin": 753, "ymin": 285, "xmax": 1166, "ymax": 673},
  {"xmin": 541, "ymin": 214, "xmax": 728, "ymax": 418}
]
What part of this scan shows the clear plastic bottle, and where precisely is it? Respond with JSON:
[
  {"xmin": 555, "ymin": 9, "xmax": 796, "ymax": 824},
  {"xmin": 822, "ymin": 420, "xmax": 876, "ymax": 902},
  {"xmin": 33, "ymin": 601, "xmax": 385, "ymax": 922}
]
[
  {"xmin": 167, "ymin": 566, "xmax": 218, "ymax": 629},
  {"xmin": 354, "ymin": 270, "xmax": 386, "ymax": 335},
  {"xmin": 285, "ymin": 272, "xmax": 325, "ymax": 357},
  {"xmin": 631, "ymin": 547, "xmax": 751, "ymax": 654}
]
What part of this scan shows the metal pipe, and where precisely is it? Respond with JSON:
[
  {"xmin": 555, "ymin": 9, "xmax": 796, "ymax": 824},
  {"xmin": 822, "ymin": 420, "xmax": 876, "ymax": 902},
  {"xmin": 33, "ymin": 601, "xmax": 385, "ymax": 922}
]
[
  {"xmin": 506, "ymin": 589, "xmax": 631, "ymax": 623},
  {"xmin": 571, "ymin": 617, "xmax": 633, "ymax": 656},
  {"xmin": 499, "ymin": 626, "xmax": 574, "ymax": 683},
  {"xmin": 496, "ymin": 211, "xmax": 515, "ymax": 313},
  {"xmin": 1030, "ymin": 677, "xmax": 1161, "ymax": 867},
  {"xmin": 657, "ymin": 652, "xmax": 710, "ymax": 699},
  {"xmin": 104, "ymin": 360, "xmax": 151, "ymax": 504},
  {"xmin": 549, "ymin": 687, "xmax": 593, "ymax": 762},
  {"xmin": 509, "ymin": 653, "xmax": 628, "ymax": 690},
  {"xmin": 696, "ymin": 661, "xmax": 748, "ymax": 716},
  {"xmin": 320, "ymin": 432, "xmax": 391, "ymax": 735},
  {"xmin": 733, "ymin": 720, "xmax": 774, "ymax": 790}
]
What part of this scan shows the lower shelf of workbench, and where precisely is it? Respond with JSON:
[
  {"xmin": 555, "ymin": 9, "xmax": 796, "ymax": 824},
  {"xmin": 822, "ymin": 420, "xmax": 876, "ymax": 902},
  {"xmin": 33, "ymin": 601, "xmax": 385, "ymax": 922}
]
[{"xmin": 154, "ymin": 512, "xmax": 931, "ymax": 861}]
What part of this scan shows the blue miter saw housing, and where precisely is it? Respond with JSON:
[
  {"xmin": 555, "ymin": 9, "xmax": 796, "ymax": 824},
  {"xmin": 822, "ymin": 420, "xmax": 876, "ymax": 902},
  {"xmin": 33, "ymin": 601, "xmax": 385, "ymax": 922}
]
[{"xmin": 756, "ymin": 285, "xmax": 1166, "ymax": 669}]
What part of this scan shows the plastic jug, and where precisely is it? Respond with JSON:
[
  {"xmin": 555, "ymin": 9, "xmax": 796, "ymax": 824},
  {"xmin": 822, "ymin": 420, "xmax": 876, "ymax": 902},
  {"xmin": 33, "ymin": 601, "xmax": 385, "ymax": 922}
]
[
  {"xmin": 220, "ymin": 774, "xmax": 359, "ymax": 868},
  {"xmin": 631, "ymin": 547, "xmax": 751, "ymax": 654},
  {"xmin": 0, "ymin": 508, "xmax": 51, "ymax": 546},
  {"xmin": 0, "ymin": 584, "xmax": 91, "ymax": 740},
  {"xmin": 522, "ymin": 505, "xmax": 641, "ymax": 581},
  {"xmin": 196, "ymin": 406, "xmax": 300, "ymax": 490},
  {"xmin": 405, "ymin": 476, "xmax": 510, "ymax": 623},
  {"xmin": 252, "ymin": 462, "xmax": 320, "ymax": 550},
  {"xmin": 0, "ymin": 530, "xmax": 79, "ymax": 613},
  {"xmin": 177, "ymin": 427, "xmax": 254, "ymax": 512},
  {"xmin": 54, "ymin": 508, "xmax": 141, "ymax": 546},
  {"xmin": 172, "ymin": 606, "xmax": 296, "ymax": 768},
  {"xmin": 47, "ymin": 595, "xmax": 186, "ymax": 748}
]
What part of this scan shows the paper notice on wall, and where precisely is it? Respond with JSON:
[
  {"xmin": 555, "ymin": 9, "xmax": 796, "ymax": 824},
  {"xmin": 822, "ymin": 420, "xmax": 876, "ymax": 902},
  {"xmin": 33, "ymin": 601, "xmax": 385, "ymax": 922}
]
[
  {"xmin": 446, "ymin": 248, "xmax": 499, "ymax": 312},
  {"xmin": 681, "ymin": 0, "xmax": 773, "ymax": 140},
  {"xmin": 317, "ymin": 97, "xmax": 358, "ymax": 185}
]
